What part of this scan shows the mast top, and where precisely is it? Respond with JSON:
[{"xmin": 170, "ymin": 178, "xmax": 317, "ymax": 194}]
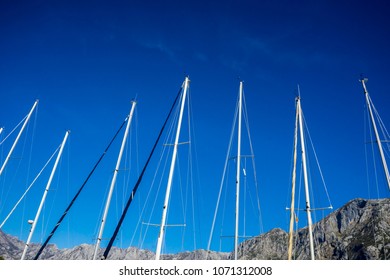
[
  {"xmin": 359, "ymin": 73, "xmax": 368, "ymax": 83},
  {"xmin": 359, "ymin": 77, "xmax": 369, "ymax": 94},
  {"xmin": 182, "ymin": 76, "xmax": 190, "ymax": 87},
  {"xmin": 295, "ymin": 85, "xmax": 302, "ymax": 105}
]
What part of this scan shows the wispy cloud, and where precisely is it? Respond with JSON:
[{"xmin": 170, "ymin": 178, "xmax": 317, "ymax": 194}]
[
  {"xmin": 134, "ymin": 38, "xmax": 182, "ymax": 65},
  {"xmin": 194, "ymin": 52, "xmax": 208, "ymax": 63},
  {"xmin": 142, "ymin": 41, "xmax": 176, "ymax": 60}
]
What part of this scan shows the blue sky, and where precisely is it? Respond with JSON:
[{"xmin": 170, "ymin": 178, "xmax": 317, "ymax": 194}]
[{"xmin": 1, "ymin": 0, "xmax": 390, "ymax": 256}]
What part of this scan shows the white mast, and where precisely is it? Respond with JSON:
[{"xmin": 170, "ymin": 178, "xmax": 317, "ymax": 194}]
[
  {"xmin": 296, "ymin": 95, "xmax": 315, "ymax": 260},
  {"xmin": 287, "ymin": 98, "xmax": 299, "ymax": 260},
  {"xmin": 0, "ymin": 100, "xmax": 39, "ymax": 177},
  {"xmin": 21, "ymin": 130, "xmax": 70, "ymax": 260},
  {"xmin": 155, "ymin": 76, "xmax": 190, "ymax": 260},
  {"xmin": 361, "ymin": 78, "xmax": 390, "ymax": 191},
  {"xmin": 93, "ymin": 100, "xmax": 137, "ymax": 260},
  {"xmin": 234, "ymin": 81, "xmax": 243, "ymax": 260}
]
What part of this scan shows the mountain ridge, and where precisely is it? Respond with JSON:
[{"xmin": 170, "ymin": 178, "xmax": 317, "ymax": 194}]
[{"xmin": 1, "ymin": 197, "xmax": 389, "ymax": 260}]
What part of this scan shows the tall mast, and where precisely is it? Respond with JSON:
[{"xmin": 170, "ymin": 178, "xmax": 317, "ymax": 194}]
[
  {"xmin": 234, "ymin": 81, "xmax": 243, "ymax": 260},
  {"xmin": 287, "ymin": 96, "xmax": 299, "ymax": 260},
  {"xmin": 93, "ymin": 100, "xmax": 137, "ymax": 260},
  {"xmin": 296, "ymin": 95, "xmax": 315, "ymax": 260},
  {"xmin": 21, "ymin": 130, "xmax": 70, "ymax": 260},
  {"xmin": 0, "ymin": 100, "xmax": 39, "ymax": 177},
  {"xmin": 361, "ymin": 78, "xmax": 390, "ymax": 191},
  {"xmin": 155, "ymin": 76, "xmax": 190, "ymax": 260}
]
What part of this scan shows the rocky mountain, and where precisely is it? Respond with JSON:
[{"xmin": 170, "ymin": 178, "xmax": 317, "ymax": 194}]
[
  {"xmin": 1, "ymin": 198, "xmax": 389, "ymax": 260},
  {"xmin": 0, "ymin": 230, "xmax": 228, "ymax": 260},
  {"xmin": 235, "ymin": 198, "xmax": 390, "ymax": 260}
]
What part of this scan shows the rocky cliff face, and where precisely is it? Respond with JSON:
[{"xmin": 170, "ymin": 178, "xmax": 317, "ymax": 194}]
[
  {"xmin": 0, "ymin": 229, "xmax": 60, "ymax": 260},
  {"xmin": 235, "ymin": 198, "xmax": 390, "ymax": 260},
  {"xmin": 1, "ymin": 198, "xmax": 389, "ymax": 260}
]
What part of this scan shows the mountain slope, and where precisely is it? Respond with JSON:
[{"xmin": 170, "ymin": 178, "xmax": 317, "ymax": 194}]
[
  {"xmin": 1, "ymin": 198, "xmax": 389, "ymax": 260},
  {"xmin": 235, "ymin": 198, "xmax": 390, "ymax": 260}
]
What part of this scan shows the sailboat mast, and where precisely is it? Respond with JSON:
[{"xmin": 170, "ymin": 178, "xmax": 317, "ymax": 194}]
[
  {"xmin": 296, "ymin": 96, "xmax": 315, "ymax": 260},
  {"xmin": 93, "ymin": 100, "xmax": 137, "ymax": 260},
  {"xmin": 234, "ymin": 81, "xmax": 243, "ymax": 260},
  {"xmin": 155, "ymin": 76, "xmax": 190, "ymax": 260},
  {"xmin": 0, "ymin": 100, "xmax": 39, "ymax": 177},
  {"xmin": 21, "ymin": 130, "xmax": 70, "ymax": 260},
  {"xmin": 287, "ymin": 97, "xmax": 299, "ymax": 260},
  {"xmin": 361, "ymin": 78, "xmax": 390, "ymax": 191}
]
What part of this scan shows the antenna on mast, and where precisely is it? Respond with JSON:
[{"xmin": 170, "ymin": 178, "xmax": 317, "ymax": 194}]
[{"xmin": 297, "ymin": 84, "xmax": 301, "ymax": 98}]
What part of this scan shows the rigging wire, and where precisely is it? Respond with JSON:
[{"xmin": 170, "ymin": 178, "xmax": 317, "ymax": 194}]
[
  {"xmin": 23, "ymin": 105, "xmax": 39, "ymax": 205},
  {"xmin": 1, "ymin": 121, "xmax": 36, "ymax": 216},
  {"xmin": 92, "ymin": 176, "xmax": 113, "ymax": 248},
  {"xmin": 364, "ymin": 95, "xmax": 386, "ymax": 259},
  {"xmin": 33, "ymin": 117, "xmax": 128, "ymax": 260},
  {"xmin": 371, "ymin": 95, "xmax": 390, "ymax": 158},
  {"xmin": 243, "ymin": 159, "xmax": 247, "ymax": 255},
  {"xmin": 0, "ymin": 100, "xmax": 39, "ymax": 181},
  {"xmin": 294, "ymin": 163, "xmax": 303, "ymax": 259},
  {"xmin": 242, "ymin": 91, "xmax": 263, "ymax": 233},
  {"xmin": 1, "ymin": 120, "xmax": 33, "ymax": 215},
  {"xmin": 176, "ymin": 145, "xmax": 186, "ymax": 253},
  {"xmin": 286, "ymin": 100, "xmax": 299, "ymax": 239},
  {"xmin": 206, "ymin": 95, "xmax": 239, "ymax": 254},
  {"xmin": 3, "ymin": 107, "xmax": 39, "ymax": 241},
  {"xmin": 367, "ymin": 106, "xmax": 381, "ymax": 198},
  {"xmin": 115, "ymin": 111, "xmax": 137, "ymax": 248},
  {"xmin": 0, "ymin": 115, "xmax": 28, "ymax": 146},
  {"xmin": 207, "ymin": 85, "xmax": 261, "ymax": 258},
  {"xmin": 302, "ymin": 111, "xmax": 333, "ymax": 209},
  {"xmin": 179, "ymin": 87, "xmax": 198, "ymax": 254},
  {"xmin": 43, "ymin": 142, "xmax": 67, "ymax": 240},
  {"xmin": 66, "ymin": 133, "xmax": 72, "ymax": 246},
  {"xmin": 132, "ymin": 136, "xmax": 170, "ymax": 249},
  {"xmin": 101, "ymin": 85, "xmax": 183, "ymax": 260},
  {"xmin": 122, "ymin": 112, "xmax": 139, "ymax": 247},
  {"xmin": 132, "ymin": 109, "xmax": 142, "ymax": 252},
  {"xmin": 186, "ymin": 91, "xmax": 197, "ymax": 252},
  {"xmin": 364, "ymin": 108, "xmax": 373, "ymax": 198},
  {"xmin": 187, "ymin": 92, "xmax": 203, "ymax": 254},
  {"xmin": 300, "ymin": 107, "xmax": 333, "ymax": 259},
  {"xmin": 136, "ymin": 96, "xmax": 180, "ymax": 252},
  {"xmin": 0, "ymin": 145, "xmax": 60, "ymax": 229},
  {"xmin": 219, "ymin": 164, "xmax": 231, "ymax": 252},
  {"xmin": 367, "ymin": 87, "xmax": 390, "ymax": 259}
]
